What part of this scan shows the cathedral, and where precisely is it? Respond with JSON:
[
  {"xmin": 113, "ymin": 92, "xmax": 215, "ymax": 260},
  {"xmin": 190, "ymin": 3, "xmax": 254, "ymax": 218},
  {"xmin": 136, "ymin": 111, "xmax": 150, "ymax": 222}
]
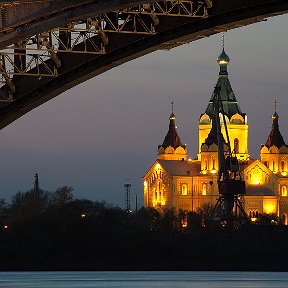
[{"xmin": 143, "ymin": 47, "xmax": 288, "ymax": 224}]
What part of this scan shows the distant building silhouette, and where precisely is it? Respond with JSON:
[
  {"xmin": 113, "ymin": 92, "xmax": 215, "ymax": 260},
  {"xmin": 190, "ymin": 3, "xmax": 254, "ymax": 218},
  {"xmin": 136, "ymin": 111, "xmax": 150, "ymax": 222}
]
[{"xmin": 33, "ymin": 173, "xmax": 40, "ymax": 196}]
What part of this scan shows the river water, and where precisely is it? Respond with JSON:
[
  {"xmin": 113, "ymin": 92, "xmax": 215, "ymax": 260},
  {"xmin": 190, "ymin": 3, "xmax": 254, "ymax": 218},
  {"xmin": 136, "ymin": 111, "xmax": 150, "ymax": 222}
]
[{"xmin": 0, "ymin": 271, "xmax": 288, "ymax": 288}]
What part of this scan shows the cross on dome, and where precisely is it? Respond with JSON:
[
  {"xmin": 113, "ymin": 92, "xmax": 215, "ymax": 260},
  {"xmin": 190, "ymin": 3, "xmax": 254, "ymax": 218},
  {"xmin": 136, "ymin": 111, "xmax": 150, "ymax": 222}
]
[
  {"xmin": 170, "ymin": 101, "xmax": 176, "ymax": 120},
  {"xmin": 272, "ymin": 100, "xmax": 279, "ymax": 120},
  {"xmin": 274, "ymin": 99, "xmax": 278, "ymax": 113}
]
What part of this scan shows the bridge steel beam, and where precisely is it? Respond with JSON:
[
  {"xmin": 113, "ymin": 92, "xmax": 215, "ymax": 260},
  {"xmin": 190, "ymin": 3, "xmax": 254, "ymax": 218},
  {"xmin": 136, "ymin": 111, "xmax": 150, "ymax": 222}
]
[
  {"xmin": 0, "ymin": 0, "xmax": 287, "ymax": 129},
  {"xmin": 0, "ymin": 0, "xmax": 160, "ymax": 50}
]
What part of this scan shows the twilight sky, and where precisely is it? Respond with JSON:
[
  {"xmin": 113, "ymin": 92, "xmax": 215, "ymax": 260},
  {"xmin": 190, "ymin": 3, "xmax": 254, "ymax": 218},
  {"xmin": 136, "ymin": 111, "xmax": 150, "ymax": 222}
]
[{"xmin": 0, "ymin": 14, "xmax": 288, "ymax": 208}]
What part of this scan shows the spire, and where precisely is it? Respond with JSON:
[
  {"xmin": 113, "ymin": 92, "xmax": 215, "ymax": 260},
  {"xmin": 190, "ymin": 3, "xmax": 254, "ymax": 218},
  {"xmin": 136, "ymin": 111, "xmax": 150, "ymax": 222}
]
[
  {"xmin": 170, "ymin": 101, "xmax": 176, "ymax": 120},
  {"xmin": 217, "ymin": 33, "xmax": 230, "ymax": 70},
  {"xmin": 272, "ymin": 99, "xmax": 279, "ymax": 120},
  {"xmin": 204, "ymin": 35, "xmax": 244, "ymax": 119},
  {"xmin": 160, "ymin": 103, "xmax": 185, "ymax": 149},
  {"xmin": 265, "ymin": 101, "xmax": 287, "ymax": 149}
]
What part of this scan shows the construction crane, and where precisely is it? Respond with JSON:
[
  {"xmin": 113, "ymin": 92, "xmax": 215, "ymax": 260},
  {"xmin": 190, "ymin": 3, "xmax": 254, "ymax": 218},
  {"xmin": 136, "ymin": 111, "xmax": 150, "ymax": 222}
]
[{"xmin": 210, "ymin": 85, "xmax": 247, "ymax": 223}]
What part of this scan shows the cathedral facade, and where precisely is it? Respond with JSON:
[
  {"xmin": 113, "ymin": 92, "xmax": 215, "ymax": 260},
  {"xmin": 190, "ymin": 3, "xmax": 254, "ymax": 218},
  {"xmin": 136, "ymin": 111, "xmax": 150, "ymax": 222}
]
[{"xmin": 143, "ymin": 48, "xmax": 288, "ymax": 223}]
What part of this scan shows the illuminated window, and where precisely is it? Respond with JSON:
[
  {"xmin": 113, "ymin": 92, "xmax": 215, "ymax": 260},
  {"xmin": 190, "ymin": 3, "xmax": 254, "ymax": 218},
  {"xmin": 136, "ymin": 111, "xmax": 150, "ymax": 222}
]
[
  {"xmin": 281, "ymin": 186, "xmax": 287, "ymax": 197},
  {"xmin": 273, "ymin": 161, "xmax": 275, "ymax": 172},
  {"xmin": 281, "ymin": 161, "xmax": 285, "ymax": 172},
  {"xmin": 202, "ymin": 183, "xmax": 207, "ymax": 195},
  {"xmin": 181, "ymin": 184, "xmax": 188, "ymax": 195},
  {"xmin": 234, "ymin": 138, "xmax": 239, "ymax": 154}
]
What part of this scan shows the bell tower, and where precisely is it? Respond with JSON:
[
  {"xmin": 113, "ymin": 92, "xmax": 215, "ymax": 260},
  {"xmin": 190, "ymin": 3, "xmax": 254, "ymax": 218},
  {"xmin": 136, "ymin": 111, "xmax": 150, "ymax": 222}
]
[{"xmin": 199, "ymin": 38, "xmax": 249, "ymax": 161}]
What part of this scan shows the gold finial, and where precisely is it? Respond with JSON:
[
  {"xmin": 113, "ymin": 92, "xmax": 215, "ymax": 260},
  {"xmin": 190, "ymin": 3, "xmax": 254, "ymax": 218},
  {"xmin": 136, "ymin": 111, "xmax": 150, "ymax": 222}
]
[
  {"xmin": 170, "ymin": 101, "xmax": 176, "ymax": 120},
  {"xmin": 274, "ymin": 99, "xmax": 278, "ymax": 113}
]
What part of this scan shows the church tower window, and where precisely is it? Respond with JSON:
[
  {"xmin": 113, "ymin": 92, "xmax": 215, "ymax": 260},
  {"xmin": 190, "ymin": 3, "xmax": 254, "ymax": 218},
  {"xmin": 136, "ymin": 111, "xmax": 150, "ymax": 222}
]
[
  {"xmin": 272, "ymin": 161, "xmax": 275, "ymax": 172},
  {"xmin": 264, "ymin": 161, "xmax": 268, "ymax": 167},
  {"xmin": 212, "ymin": 159, "xmax": 215, "ymax": 170},
  {"xmin": 181, "ymin": 184, "xmax": 188, "ymax": 195},
  {"xmin": 281, "ymin": 186, "xmax": 287, "ymax": 197},
  {"xmin": 234, "ymin": 138, "xmax": 239, "ymax": 154},
  {"xmin": 202, "ymin": 183, "xmax": 207, "ymax": 195}
]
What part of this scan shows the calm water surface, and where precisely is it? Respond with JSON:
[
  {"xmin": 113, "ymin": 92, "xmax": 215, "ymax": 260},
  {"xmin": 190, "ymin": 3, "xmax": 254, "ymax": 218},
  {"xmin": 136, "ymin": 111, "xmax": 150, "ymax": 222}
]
[{"xmin": 0, "ymin": 271, "xmax": 288, "ymax": 288}]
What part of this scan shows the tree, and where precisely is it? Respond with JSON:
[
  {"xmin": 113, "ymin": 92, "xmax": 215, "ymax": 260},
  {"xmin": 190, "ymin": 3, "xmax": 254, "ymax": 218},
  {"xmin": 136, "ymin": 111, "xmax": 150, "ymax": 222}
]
[
  {"xmin": 51, "ymin": 186, "xmax": 74, "ymax": 207},
  {"xmin": 0, "ymin": 199, "xmax": 7, "ymax": 218},
  {"xmin": 11, "ymin": 189, "xmax": 50, "ymax": 219},
  {"xmin": 256, "ymin": 213, "xmax": 279, "ymax": 225},
  {"xmin": 197, "ymin": 203, "xmax": 214, "ymax": 225}
]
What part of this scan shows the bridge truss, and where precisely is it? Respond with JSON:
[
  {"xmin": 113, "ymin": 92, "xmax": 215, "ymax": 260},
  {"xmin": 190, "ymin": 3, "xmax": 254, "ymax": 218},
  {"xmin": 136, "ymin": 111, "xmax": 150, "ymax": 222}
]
[
  {"xmin": 0, "ymin": 0, "xmax": 287, "ymax": 129},
  {"xmin": 0, "ymin": 0, "xmax": 211, "ymax": 102}
]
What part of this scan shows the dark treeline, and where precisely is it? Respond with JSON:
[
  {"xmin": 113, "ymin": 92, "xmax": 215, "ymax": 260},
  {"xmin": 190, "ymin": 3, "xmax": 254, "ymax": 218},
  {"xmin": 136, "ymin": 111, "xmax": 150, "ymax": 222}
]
[{"xmin": 1, "ymin": 187, "xmax": 288, "ymax": 271}]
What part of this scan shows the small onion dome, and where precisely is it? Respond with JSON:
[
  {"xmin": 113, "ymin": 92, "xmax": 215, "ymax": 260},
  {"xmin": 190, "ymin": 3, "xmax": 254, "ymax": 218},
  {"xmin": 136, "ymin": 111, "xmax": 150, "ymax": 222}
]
[
  {"xmin": 170, "ymin": 112, "xmax": 176, "ymax": 120},
  {"xmin": 217, "ymin": 49, "xmax": 230, "ymax": 65},
  {"xmin": 272, "ymin": 111, "xmax": 279, "ymax": 120}
]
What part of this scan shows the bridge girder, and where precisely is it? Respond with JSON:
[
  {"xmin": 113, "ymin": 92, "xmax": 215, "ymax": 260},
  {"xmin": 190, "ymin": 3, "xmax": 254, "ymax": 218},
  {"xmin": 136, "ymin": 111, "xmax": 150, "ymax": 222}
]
[
  {"xmin": 0, "ymin": 0, "xmax": 287, "ymax": 129},
  {"xmin": 0, "ymin": 0, "xmax": 161, "ymax": 50}
]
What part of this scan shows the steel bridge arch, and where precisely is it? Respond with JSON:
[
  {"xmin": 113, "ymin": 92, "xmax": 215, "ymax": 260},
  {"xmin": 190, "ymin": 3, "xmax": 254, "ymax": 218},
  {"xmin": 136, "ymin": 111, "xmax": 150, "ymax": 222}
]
[
  {"xmin": 0, "ymin": 0, "xmax": 160, "ymax": 49},
  {"xmin": 0, "ymin": 0, "xmax": 287, "ymax": 129}
]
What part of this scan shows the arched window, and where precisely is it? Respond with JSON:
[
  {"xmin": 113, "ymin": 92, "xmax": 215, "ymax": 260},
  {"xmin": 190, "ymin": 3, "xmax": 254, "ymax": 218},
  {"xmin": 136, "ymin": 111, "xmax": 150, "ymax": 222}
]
[
  {"xmin": 281, "ymin": 186, "xmax": 287, "ymax": 197},
  {"xmin": 202, "ymin": 183, "xmax": 207, "ymax": 196},
  {"xmin": 234, "ymin": 138, "xmax": 239, "ymax": 154},
  {"xmin": 212, "ymin": 159, "xmax": 215, "ymax": 170},
  {"xmin": 181, "ymin": 184, "xmax": 188, "ymax": 195},
  {"xmin": 273, "ymin": 161, "xmax": 275, "ymax": 172},
  {"xmin": 264, "ymin": 161, "xmax": 268, "ymax": 167},
  {"xmin": 281, "ymin": 161, "xmax": 285, "ymax": 172}
]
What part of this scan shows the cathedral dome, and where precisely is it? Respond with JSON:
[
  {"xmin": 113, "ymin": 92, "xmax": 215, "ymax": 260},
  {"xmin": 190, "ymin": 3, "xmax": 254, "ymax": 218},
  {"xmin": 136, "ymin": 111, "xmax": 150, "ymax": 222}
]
[
  {"xmin": 158, "ymin": 103, "xmax": 187, "ymax": 161},
  {"xmin": 264, "ymin": 109, "xmax": 286, "ymax": 149},
  {"xmin": 217, "ymin": 49, "xmax": 230, "ymax": 65},
  {"xmin": 272, "ymin": 111, "xmax": 279, "ymax": 120}
]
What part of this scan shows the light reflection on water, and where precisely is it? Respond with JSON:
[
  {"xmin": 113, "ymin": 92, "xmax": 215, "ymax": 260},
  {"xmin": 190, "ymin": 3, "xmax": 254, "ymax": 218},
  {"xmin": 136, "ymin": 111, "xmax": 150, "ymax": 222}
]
[{"xmin": 0, "ymin": 271, "xmax": 288, "ymax": 288}]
